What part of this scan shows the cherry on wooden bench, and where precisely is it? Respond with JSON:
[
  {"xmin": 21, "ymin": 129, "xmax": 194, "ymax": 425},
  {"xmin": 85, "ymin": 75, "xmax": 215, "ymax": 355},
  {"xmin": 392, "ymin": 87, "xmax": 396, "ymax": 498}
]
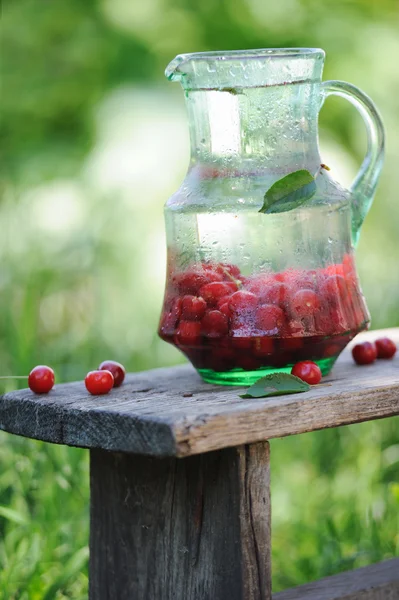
[{"xmin": 0, "ymin": 329, "xmax": 398, "ymax": 600}]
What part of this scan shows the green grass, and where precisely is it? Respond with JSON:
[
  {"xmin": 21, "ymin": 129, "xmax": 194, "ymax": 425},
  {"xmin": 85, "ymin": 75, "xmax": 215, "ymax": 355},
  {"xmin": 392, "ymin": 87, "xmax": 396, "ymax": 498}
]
[
  {"xmin": 0, "ymin": 438, "xmax": 89, "ymax": 599},
  {"xmin": 270, "ymin": 419, "xmax": 399, "ymax": 590}
]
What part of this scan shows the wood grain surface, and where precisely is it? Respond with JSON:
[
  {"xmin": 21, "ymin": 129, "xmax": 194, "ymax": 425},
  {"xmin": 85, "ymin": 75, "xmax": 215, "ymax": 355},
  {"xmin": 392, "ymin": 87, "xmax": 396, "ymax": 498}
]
[
  {"xmin": 90, "ymin": 442, "xmax": 271, "ymax": 600},
  {"xmin": 273, "ymin": 558, "xmax": 399, "ymax": 599},
  {"xmin": 0, "ymin": 329, "xmax": 398, "ymax": 457}
]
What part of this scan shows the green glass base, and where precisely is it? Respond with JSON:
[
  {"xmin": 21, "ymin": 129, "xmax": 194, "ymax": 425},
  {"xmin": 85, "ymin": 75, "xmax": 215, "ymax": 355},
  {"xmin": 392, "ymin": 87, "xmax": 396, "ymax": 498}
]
[{"xmin": 198, "ymin": 356, "xmax": 338, "ymax": 386}]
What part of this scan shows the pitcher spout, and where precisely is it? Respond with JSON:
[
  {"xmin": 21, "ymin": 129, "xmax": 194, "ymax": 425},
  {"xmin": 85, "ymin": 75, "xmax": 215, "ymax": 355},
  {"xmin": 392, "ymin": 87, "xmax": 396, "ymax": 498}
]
[{"xmin": 165, "ymin": 54, "xmax": 189, "ymax": 83}]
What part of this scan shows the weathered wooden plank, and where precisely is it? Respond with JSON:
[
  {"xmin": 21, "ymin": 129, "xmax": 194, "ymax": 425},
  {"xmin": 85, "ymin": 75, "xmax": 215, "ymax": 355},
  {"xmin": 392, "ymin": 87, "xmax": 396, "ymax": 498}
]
[
  {"xmin": 90, "ymin": 442, "xmax": 271, "ymax": 600},
  {"xmin": 273, "ymin": 558, "xmax": 399, "ymax": 599},
  {"xmin": 0, "ymin": 329, "xmax": 398, "ymax": 457}
]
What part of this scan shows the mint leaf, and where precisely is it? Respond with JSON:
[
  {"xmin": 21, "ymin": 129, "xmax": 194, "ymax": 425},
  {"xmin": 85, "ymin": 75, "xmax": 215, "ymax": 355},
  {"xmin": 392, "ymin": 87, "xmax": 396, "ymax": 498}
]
[
  {"xmin": 240, "ymin": 372, "xmax": 310, "ymax": 398},
  {"xmin": 259, "ymin": 170, "xmax": 316, "ymax": 214}
]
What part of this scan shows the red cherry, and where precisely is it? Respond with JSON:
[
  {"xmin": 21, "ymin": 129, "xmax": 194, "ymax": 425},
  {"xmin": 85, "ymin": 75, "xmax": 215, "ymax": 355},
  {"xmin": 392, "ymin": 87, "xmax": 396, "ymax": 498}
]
[
  {"xmin": 321, "ymin": 275, "xmax": 348, "ymax": 303},
  {"xmin": 229, "ymin": 291, "xmax": 258, "ymax": 313},
  {"xmin": 273, "ymin": 272, "xmax": 285, "ymax": 283},
  {"xmin": 175, "ymin": 321, "xmax": 202, "ymax": 346},
  {"xmin": 352, "ymin": 341, "xmax": 377, "ymax": 365},
  {"xmin": 294, "ymin": 270, "xmax": 318, "ymax": 290},
  {"xmin": 330, "ymin": 306, "xmax": 350, "ymax": 333},
  {"xmin": 246, "ymin": 275, "xmax": 271, "ymax": 296},
  {"xmin": 199, "ymin": 282, "xmax": 237, "ymax": 306},
  {"xmin": 202, "ymin": 310, "xmax": 229, "ymax": 338},
  {"xmin": 85, "ymin": 370, "xmax": 114, "ymax": 395},
  {"xmin": 286, "ymin": 319, "xmax": 306, "ymax": 337},
  {"xmin": 291, "ymin": 361, "xmax": 322, "ymax": 385},
  {"xmin": 313, "ymin": 303, "xmax": 348, "ymax": 337},
  {"xmin": 215, "ymin": 263, "xmax": 241, "ymax": 279},
  {"xmin": 218, "ymin": 302, "xmax": 231, "ymax": 318},
  {"xmin": 291, "ymin": 289, "xmax": 321, "ymax": 318},
  {"xmin": 159, "ymin": 297, "xmax": 182, "ymax": 335},
  {"xmin": 375, "ymin": 337, "xmax": 397, "ymax": 359},
  {"xmin": 313, "ymin": 310, "xmax": 334, "ymax": 336},
  {"xmin": 99, "ymin": 360, "xmax": 126, "ymax": 387},
  {"xmin": 326, "ymin": 263, "xmax": 345, "ymax": 277},
  {"xmin": 173, "ymin": 270, "xmax": 222, "ymax": 295},
  {"xmin": 217, "ymin": 295, "xmax": 231, "ymax": 309},
  {"xmin": 202, "ymin": 262, "xmax": 218, "ymax": 272},
  {"xmin": 256, "ymin": 305, "xmax": 285, "ymax": 333},
  {"xmin": 261, "ymin": 283, "xmax": 290, "ymax": 306},
  {"xmin": 343, "ymin": 254, "xmax": 356, "ymax": 279},
  {"xmin": 202, "ymin": 262, "xmax": 237, "ymax": 282},
  {"xmin": 348, "ymin": 288, "xmax": 368, "ymax": 329},
  {"xmin": 283, "ymin": 269, "xmax": 299, "ymax": 284},
  {"xmin": 181, "ymin": 295, "xmax": 207, "ymax": 320},
  {"xmin": 173, "ymin": 271, "xmax": 207, "ymax": 294},
  {"xmin": 28, "ymin": 365, "xmax": 55, "ymax": 394}
]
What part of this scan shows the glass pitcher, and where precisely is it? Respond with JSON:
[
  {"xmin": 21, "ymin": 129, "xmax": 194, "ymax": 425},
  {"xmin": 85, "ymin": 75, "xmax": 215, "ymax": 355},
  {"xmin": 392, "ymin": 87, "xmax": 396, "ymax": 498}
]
[{"xmin": 158, "ymin": 48, "xmax": 385, "ymax": 385}]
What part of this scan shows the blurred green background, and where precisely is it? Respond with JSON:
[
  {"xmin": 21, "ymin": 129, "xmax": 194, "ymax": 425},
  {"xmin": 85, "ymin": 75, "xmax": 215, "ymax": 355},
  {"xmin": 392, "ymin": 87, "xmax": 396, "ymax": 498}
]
[{"xmin": 1, "ymin": 0, "xmax": 399, "ymax": 597}]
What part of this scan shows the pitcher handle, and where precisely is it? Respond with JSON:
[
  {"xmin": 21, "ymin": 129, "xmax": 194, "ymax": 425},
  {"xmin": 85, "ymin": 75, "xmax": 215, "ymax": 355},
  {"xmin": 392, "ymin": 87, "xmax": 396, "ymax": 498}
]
[{"xmin": 321, "ymin": 80, "xmax": 385, "ymax": 244}]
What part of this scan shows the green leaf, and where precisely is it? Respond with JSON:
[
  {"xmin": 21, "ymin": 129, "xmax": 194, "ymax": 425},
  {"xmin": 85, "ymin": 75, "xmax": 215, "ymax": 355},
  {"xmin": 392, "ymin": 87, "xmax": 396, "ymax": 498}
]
[
  {"xmin": 240, "ymin": 372, "xmax": 310, "ymax": 398},
  {"xmin": 259, "ymin": 169, "xmax": 317, "ymax": 214},
  {"xmin": 0, "ymin": 506, "xmax": 29, "ymax": 525}
]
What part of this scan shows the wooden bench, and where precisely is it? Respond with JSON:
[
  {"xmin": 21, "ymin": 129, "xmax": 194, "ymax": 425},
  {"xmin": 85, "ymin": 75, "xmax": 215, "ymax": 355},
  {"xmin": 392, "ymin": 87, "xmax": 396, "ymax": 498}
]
[{"xmin": 0, "ymin": 328, "xmax": 398, "ymax": 599}]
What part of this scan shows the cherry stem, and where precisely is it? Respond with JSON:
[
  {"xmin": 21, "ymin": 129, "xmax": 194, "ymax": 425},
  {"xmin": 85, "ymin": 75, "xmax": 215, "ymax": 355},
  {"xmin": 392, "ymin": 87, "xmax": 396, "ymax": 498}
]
[
  {"xmin": 0, "ymin": 376, "xmax": 27, "ymax": 380},
  {"xmin": 220, "ymin": 266, "xmax": 243, "ymax": 289}
]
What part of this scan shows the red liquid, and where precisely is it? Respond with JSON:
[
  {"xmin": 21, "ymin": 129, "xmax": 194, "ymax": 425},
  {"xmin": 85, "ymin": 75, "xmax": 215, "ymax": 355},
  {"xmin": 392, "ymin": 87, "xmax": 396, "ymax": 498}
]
[
  {"xmin": 160, "ymin": 331, "xmax": 357, "ymax": 372},
  {"xmin": 159, "ymin": 257, "xmax": 369, "ymax": 374}
]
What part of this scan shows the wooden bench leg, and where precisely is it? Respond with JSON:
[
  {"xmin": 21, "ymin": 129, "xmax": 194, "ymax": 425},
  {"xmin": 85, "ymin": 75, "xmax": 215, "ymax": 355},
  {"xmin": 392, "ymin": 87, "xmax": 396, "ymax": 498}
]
[{"xmin": 89, "ymin": 442, "xmax": 271, "ymax": 600}]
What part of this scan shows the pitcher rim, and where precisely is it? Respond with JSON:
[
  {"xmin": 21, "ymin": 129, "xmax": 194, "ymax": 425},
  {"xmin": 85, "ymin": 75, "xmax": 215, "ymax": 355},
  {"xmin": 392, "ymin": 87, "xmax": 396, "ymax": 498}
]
[{"xmin": 166, "ymin": 48, "xmax": 325, "ymax": 79}]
